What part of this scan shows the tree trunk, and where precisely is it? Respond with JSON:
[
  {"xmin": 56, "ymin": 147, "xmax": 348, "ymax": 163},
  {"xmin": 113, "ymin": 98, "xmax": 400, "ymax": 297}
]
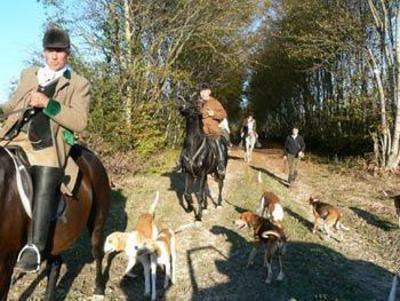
[
  {"xmin": 124, "ymin": 0, "xmax": 133, "ymax": 128},
  {"xmin": 387, "ymin": 6, "xmax": 400, "ymax": 168}
]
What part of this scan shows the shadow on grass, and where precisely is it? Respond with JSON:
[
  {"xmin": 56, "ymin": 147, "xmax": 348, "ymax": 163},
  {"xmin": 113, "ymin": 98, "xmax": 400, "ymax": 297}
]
[
  {"xmin": 17, "ymin": 271, "xmax": 47, "ymax": 301},
  {"xmin": 119, "ymin": 262, "xmax": 175, "ymax": 301},
  {"xmin": 350, "ymin": 207, "xmax": 397, "ymax": 231},
  {"xmin": 285, "ymin": 207, "xmax": 314, "ymax": 231},
  {"xmin": 188, "ymin": 225, "xmax": 394, "ymax": 301},
  {"xmin": 224, "ymin": 199, "xmax": 249, "ymax": 214},
  {"xmin": 56, "ymin": 189, "xmax": 128, "ymax": 300},
  {"xmin": 228, "ymin": 154, "xmax": 243, "ymax": 161},
  {"xmin": 250, "ymin": 165, "xmax": 289, "ymax": 188},
  {"xmin": 162, "ymin": 171, "xmax": 193, "ymax": 213},
  {"xmin": 162, "ymin": 169, "xmax": 224, "ymax": 212}
]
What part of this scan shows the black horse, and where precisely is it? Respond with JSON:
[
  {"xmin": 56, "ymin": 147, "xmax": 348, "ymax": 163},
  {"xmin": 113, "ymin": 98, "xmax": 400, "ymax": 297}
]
[{"xmin": 178, "ymin": 97, "xmax": 228, "ymax": 222}]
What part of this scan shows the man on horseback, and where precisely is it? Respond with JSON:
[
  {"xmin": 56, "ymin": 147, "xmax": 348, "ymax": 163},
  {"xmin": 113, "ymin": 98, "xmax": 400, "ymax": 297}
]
[
  {"xmin": 0, "ymin": 26, "xmax": 90, "ymax": 272},
  {"xmin": 198, "ymin": 88, "xmax": 227, "ymax": 175}
]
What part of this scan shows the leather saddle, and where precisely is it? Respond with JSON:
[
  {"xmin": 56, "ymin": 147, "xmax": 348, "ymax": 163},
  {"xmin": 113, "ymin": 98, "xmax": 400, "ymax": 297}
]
[{"xmin": 5, "ymin": 145, "xmax": 71, "ymax": 221}]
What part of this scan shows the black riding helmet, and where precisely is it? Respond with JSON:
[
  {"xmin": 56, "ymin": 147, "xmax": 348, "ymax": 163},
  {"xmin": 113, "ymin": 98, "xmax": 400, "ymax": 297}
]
[{"xmin": 42, "ymin": 27, "xmax": 70, "ymax": 51}]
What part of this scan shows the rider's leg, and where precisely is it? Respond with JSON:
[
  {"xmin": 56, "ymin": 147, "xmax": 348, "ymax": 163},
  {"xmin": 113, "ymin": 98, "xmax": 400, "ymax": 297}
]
[
  {"xmin": 15, "ymin": 144, "xmax": 63, "ymax": 272},
  {"xmin": 215, "ymin": 137, "xmax": 226, "ymax": 175},
  {"xmin": 16, "ymin": 165, "xmax": 63, "ymax": 272}
]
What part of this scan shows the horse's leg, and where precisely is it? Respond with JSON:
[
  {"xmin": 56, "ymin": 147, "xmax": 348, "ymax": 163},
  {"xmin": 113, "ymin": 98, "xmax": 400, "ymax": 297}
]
[
  {"xmin": 87, "ymin": 207, "xmax": 107, "ymax": 299},
  {"xmin": 202, "ymin": 180, "xmax": 209, "ymax": 212},
  {"xmin": 217, "ymin": 176, "xmax": 224, "ymax": 209},
  {"xmin": 244, "ymin": 139, "xmax": 248, "ymax": 162},
  {"xmin": 250, "ymin": 142, "xmax": 254, "ymax": 162},
  {"xmin": 184, "ymin": 173, "xmax": 194, "ymax": 212},
  {"xmin": 195, "ymin": 173, "xmax": 206, "ymax": 223},
  {"xmin": 196, "ymin": 172, "xmax": 207, "ymax": 216},
  {"xmin": 0, "ymin": 252, "xmax": 16, "ymax": 301},
  {"xmin": 248, "ymin": 138, "xmax": 255, "ymax": 162},
  {"xmin": 44, "ymin": 256, "xmax": 62, "ymax": 301}
]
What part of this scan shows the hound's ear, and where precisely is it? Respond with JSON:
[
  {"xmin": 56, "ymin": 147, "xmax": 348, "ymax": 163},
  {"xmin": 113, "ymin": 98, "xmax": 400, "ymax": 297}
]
[{"xmin": 249, "ymin": 215, "xmax": 257, "ymax": 225}]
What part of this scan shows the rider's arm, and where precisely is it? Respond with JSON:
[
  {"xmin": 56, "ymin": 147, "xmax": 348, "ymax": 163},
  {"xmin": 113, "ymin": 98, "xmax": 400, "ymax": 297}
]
[
  {"xmin": 0, "ymin": 70, "xmax": 28, "ymax": 116},
  {"xmin": 43, "ymin": 77, "xmax": 90, "ymax": 133},
  {"xmin": 212, "ymin": 100, "xmax": 227, "ymax": 121}
]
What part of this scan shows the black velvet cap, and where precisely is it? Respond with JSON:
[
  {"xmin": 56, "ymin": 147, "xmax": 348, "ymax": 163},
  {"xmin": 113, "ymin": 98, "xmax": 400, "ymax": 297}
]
[{"xmin": 43, "ymin": 27, "xmax": 70, "ymax": 50}]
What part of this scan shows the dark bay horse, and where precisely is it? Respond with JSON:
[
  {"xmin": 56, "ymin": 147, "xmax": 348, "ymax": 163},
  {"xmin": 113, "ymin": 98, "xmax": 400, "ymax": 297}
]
[
  {"xmin": 0, "ymin": 145, "xmax": 111, "ymax": 300},
  {"xmin": 178, "ymin": 97, "xmax": 228, "ymax": 222}
]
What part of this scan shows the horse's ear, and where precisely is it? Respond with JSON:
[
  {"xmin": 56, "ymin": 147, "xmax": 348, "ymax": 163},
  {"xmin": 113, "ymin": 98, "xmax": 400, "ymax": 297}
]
[
  {"xmin": 176, "ymin": 95, "xmax": 187, "ymax": 112},
  {"xmin": 176, "ymin": 95, "xmax": 186, "ymax": 105},
  {"xmin": 189, "ymin": 92, "xmax": 198, "ymax": 101}
]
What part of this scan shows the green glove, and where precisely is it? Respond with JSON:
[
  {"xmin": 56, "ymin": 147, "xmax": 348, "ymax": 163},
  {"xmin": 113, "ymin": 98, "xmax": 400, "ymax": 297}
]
[{"xmin": 63, "ymin": 129, "xmax": 76, "ymax": 145}]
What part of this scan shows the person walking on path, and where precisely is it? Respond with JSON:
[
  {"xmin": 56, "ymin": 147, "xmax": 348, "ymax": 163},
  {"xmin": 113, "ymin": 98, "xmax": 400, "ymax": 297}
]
[{"xmin": 283, "ymin": 127, "xmax": 305, "ymax": 186}]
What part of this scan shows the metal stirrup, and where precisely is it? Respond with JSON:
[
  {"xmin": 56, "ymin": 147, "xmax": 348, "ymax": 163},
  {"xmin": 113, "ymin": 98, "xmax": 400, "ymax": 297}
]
[{"xmin": 16, "ymin": 244, "xmax": 41, "ymax": 272}]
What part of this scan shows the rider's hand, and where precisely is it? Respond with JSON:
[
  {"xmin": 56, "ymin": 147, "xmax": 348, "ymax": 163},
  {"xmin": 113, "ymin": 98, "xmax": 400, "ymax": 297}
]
[
  {"xmin": 207, "ymin": 109, "xmax": 214, "ymax": 117},
  {"xmin": 30, "ymin": 91, "xmax": 49, "ymax": 108},
  {"xmin": 283, "ymin": 155, "xmax": 287, "ymax": 160}
]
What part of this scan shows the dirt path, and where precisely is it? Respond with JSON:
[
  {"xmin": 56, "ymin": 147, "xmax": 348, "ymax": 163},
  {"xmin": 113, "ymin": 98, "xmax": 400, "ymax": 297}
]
[{"xmin": 9, "ymin": 147, "xmax": 399, "ymax": 300}]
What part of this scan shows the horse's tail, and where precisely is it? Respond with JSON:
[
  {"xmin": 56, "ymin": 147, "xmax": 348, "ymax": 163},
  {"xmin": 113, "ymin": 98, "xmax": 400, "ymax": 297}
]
[{"xmin": 149, "ymin": 191, "xmax": 159, "ymax": 216}]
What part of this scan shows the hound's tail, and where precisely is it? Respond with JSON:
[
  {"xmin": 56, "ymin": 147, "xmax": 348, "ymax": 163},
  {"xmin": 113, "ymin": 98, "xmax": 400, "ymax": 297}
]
[
  {"xmin": 258, "ymin": 171, "xmax": 263, "ymax": 183},
  {"xmin": 174, "ymin": 222, "xmax": 197, "ymax": 235},
  {"xmin": 149, "ymin": 191, "xmax": 160, "ymax": 216},
  {"xmin": 261, "ymin": 230, "xmax": 282, "ymax": 239}
]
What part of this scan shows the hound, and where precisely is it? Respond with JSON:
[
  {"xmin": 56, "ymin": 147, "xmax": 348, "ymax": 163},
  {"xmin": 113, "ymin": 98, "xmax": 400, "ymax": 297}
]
[
  {"xmin": 234, "ymin": 211, "xmax": 287, "ymax": 284},
  {"xmin": 259, "ymin": 190, "xmax": 284, "ymax": 224},
  {"xmin": 104, "ymin": 191, "xmax": 159, "ymax": 298},
  {"xmin": 138, "ymin": 228, "xmax": 177, "ymax": 300},
  {"xmin": 309, "ymin": 196, "xmax": 348, "ymax": 239}
]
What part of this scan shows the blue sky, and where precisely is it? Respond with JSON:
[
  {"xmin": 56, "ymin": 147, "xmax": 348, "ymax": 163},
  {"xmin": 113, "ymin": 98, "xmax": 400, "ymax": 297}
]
[{"xmin": 0, "ymin": 1, "xmax": 46, "ymax": 101}]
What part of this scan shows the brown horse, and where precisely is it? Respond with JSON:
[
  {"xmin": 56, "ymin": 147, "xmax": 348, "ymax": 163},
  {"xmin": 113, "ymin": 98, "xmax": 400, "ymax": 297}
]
[{"xmin": 0, "ymin": 145, "xmax": 111, "ymax": 300}]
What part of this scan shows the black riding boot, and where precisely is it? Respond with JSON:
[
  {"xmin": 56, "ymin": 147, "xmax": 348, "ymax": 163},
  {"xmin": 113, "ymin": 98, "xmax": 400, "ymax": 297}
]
[
  {"xmin": 215, "ymin": 139, "xmax": 226, "ymax": 176},
  {"xmin": 15, "ymin": 166, "xmax": 64, "ymax": 272}
]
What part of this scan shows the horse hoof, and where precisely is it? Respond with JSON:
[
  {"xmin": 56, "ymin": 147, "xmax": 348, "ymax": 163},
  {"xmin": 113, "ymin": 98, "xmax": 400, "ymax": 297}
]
[
  {"xmin": 203, "ymin": 209, "xmax": 208, "ymax": 214},
  {"xmin": 195, "ymin": 220, "xmax": 202, "ymax": 226},
  {"xmin": 265, "ymin": 278, "xmax": 272, "ymax": 284},
  {"xmin": 92, "ymin": 294, "xmax": 105, "ymax": 301},
  {"xmin": 217, "ymin": 205, "xmax": 223, "ymax": 210},
  {"xmin": 277, "ymin": 273, "xmax": 284, "ymax": 281}
]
